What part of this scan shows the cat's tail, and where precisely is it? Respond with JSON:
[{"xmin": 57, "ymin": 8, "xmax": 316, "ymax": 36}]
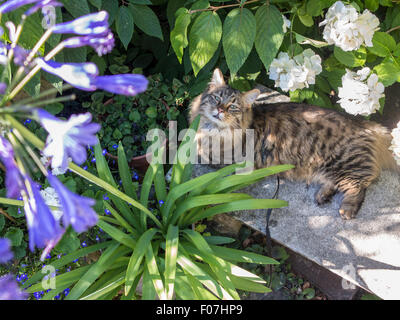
[{"xmin": 370, "ymin": 124, "xmax": 400, "ymax": 172}]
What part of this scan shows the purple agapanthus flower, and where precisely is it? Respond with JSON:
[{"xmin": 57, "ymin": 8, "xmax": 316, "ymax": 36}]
[
  {"xmin": 0, "ymin": 0, "xmax": 41, "ymax": 14},
  {"xmin": 24, "ymin": 177, "xmax": 64, "ymax": 252},
  {"xmin": 0, "ymin": 275, "xmax": 28, "ymax": 300},
  {"xmin": 37, "ymin": 109, "xmax": 100, "ymax": 170},
  {"xmin": 0, "ymin": 136, "xmax": 24, "ymax": 198},
  {"xmin": 35, "ymin": 59, "xmax": 99, "ymax": 91},
  {"xmin": 93, "ymin": 74, "xmax": 149, "ymax": 96},
  {"xmin": 0, "ymin": 238, "xmax": 13, "ymax": 263},
  {"xmin": 47, "ymin": 174, "xmax": 98, "ymax": 233},
  {"xmin": 62, "ymin": 32, "xmax": 115, "ymax": 56},
  {"xmin": 52, "ymin": 11, "xmax": 110, "ymax": 36}
]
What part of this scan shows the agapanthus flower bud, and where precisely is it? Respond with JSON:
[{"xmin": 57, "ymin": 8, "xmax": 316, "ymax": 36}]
[
  {"xmin": 37, "ymin": 109, "xmax": 100, "ymax": 171},
  {"xmin": 62, "ymin": 32, "xmax": 115, "ymax": 56},
  {"xmin": 47, "ymin": 174, "xmax": 98, "ymax": 233},
  {"xmin": 24, "ymin": 177, "xmax": 64, "ymax": 252},
  {"xmin": 35, "ymin": 59, "xmax": 99, "ymax": 91},
  {"xmin": 52, "ymin": 11, "xmax": 110, "ymax": 36},
  {"xmin": 0, "ymin": 136, "xmax": 25, "ymax": 199},
  {"xmin": 92, "ymin": 74, "xmax": 149, "ymax": 96},
  {"xmin": 0, "ymin": 0, "xmax": 41, "ymax": 14},
  {"xmin": 0, "ymin": 238, "xmax": 13, "ymax": 263},
  {"xmin": 0, "ymin": 275, "xmax": 28, "ymax": 300}
]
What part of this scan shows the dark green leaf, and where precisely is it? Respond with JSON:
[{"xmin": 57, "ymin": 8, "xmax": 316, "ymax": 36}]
[
  {"xmin": 255, "ymin": 5, "xmax": 284, "ymax": 71},
  {"xmin": 223, "ymin": 8, "xmax": 256, "ymax": 75},
  {"xmin": 130, "ymin": 4, "xmax": 163, "ymax": 40},
  {"xmin": 116, "ymin": 6, "xmax": 134, "ymax": 49},
  {"xmin": 189, "ymin": 11, "xmax": 222, "ymax": 76}
]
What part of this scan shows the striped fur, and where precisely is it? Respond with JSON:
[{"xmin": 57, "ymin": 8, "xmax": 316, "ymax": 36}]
[{"xmin": 190, "ymin": 69, "xmax": 398, "ymax": 220}]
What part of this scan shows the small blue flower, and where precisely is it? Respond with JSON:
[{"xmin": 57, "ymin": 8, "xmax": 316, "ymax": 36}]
[
  {"xmin": 83, "ymin": 166, "xmax": 88, "ymax": 170},
  {"xmin": 133, "ymin": 172, "xmax": 139, "ymax": 180},
  {"xmin": 112, "ymin": 144, "xmax": 118, "ymax": 150},
  {"xmin": 159, "ymin": 200, "xmax": 164, "ymax": 206},
  {"xmin": 81, "ymin": 242, "xmax": 87, "ymax": 247},
  {"xmin": 91, "ymin": 158, "xmax": 96, "ymax": 163},
  {"xmin": 104, "ymin": 209, "xmax": 111, "ymax": 215},
  {"xmin": 103, "ymin": 194, "xmax": 109, "ymax": 201},
  {"xmin": 24, "ymin": 119, "xmax": 32, "ymax": 125},
  {"xmin": 102, "ymin": 149, "xmax": 107, "ymax": 156},
  {"xmin": 73, "ymin": 259, "xmax": 78, "ymax": 263}
]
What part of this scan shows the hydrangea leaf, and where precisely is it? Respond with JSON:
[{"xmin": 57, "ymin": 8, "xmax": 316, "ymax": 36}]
[
  {"xmin": 116, "ymin": 6, "xmax": 134, "ymax": 49},
  {"xmin": 189, "ymin": 11, "xmax": 222, "ymax": 76},
  {"xmin": 373, "ymin": 60, "xmax": 400, "ymax": 86},
  {"xmin": 129, "ymin": 4, "xmax": 163, "ymax": 41},
  {"xmin": 255, "ymin": 4, "xmax": 284, "ymax": 71},
  {"xmin": 170, "ymin": 8, "xmax": 191, "ymax": 64},
  {"xmin": 369, "ymin": 32, "xmax": 396, "ymax": 57},
  {"xmin": 222, "ymin": 8, "xmax": 256, "ymax": 75},
  {"xmin": 334, "ymin": 47, "xmax": 366, "ymax": 67}
]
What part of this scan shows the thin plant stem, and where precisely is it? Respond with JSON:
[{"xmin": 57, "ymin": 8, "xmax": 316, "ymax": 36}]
[
  {"xmin": 7, "ymin": 42, "xmax": 65, "ymax": 102},
  {"xmin": 189, "ymin": 0, "xmax": 261, "ymax": 14}
]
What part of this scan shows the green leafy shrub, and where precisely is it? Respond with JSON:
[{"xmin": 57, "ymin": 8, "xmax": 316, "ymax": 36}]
[{"xmin": 22, "ymin": 116, "xmax": 294, "ymax": 300}]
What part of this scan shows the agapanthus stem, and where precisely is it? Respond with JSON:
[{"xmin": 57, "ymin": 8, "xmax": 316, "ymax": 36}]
[
  {"xmin": 5, "ymin": 114, "xmax": 163, "ymax": 229},
  {"xmin": 7, "ymin": 42, "xmax": 65, "ymax": 101}
]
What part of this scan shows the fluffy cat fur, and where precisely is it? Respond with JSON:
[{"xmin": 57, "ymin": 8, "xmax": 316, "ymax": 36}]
[{"xmin": 190, "ymin": 68, "xmax": 398, "ymax": 220}]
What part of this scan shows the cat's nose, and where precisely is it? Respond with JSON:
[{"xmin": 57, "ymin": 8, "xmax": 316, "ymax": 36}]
[{"xmin": 217, "ymin": 107, "xmax": 224, "ymax": 114}]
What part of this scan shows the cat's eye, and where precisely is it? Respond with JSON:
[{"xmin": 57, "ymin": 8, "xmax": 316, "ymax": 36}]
[
  {"xmin": 229, "ymin": 104, "xmax": 239, "ymax": 111},
  {"xmin": 212, "ymin": 95, "xmax": 221, "ymax": 104}
]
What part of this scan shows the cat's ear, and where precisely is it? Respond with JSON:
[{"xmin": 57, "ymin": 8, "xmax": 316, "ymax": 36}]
[
  {"xmin": 209, "ymin": 68, "xmax": 225, "ymax": 89},
  {"xmin": 243, "ymin": 89, "xmax": 260, "ymax": 106}
]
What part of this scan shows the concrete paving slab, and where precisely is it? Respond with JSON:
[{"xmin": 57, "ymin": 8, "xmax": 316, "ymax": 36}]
[{"xmin": 193, "ymin": 87, "xmax": 400, "ymax": 300}]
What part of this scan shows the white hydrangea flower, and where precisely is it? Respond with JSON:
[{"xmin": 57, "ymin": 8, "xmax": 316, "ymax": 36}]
[
  {"xmin": 40, "ymin": 187, "xmax": 63, "ymax": 221},
  {"xmin": 389, "ymin": 122, "xmax": 400, "ymax": 166},
  {"xmin": 319, "ymin": 1, "xmax": 379, "ymax": 51},
  {"xmin": 337, "ymin": 67, "xmax": 384, "ymax": 116},
  {"xmin": 356, "ymin": 9, "xmax": 380, "ymax": 47},
  {"xmin": 269, "ymin": 50, "xmax": 322, "ymax": 92},
  {"xmin": 282, "ymin": 15, "xmax": 291, "ymax": 33}
]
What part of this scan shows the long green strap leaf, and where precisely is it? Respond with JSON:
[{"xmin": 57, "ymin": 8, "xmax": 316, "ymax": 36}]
[
  {"xmin": 125, "ymin": 228, "xmax": 158, "ymax": 296},
  {"xmin": 182, "ymin": 198, "xmax": 288, "ymax": 226},
  {"xmin": 164, "ymin": 225, "xmax": 179, "ymax": 300}
]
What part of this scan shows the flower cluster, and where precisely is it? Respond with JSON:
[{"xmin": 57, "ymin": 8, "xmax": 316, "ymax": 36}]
[
  {"xmin": 337, "ymin": 67, "xmax": 384, "ymax": 116},
  {"xmin": 319, "ymin": 1, "xmax": 379, "ymax": 51},
  {"xmin": 269, "ymin": 49, "xmax": 322, "ymax": 92},
  {"xmin": 389, "ymin": 122, "xmax": 400, "ymax": 166}
]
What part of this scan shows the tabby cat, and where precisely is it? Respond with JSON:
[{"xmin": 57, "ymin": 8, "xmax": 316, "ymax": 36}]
[{"xmin": 190, "ymin": 68, "xmax": 398, "ymax": 220}]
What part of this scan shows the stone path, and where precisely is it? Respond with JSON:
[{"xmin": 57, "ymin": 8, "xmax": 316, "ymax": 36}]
[{"xmin": 193, "ymin": 87, "xmax": 400, "ymax": 300}]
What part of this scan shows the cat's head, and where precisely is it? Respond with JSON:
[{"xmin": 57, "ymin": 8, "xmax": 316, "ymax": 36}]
[{"xmin": 191, "ymin": 68, "xmax": 260, "ymax": 130}]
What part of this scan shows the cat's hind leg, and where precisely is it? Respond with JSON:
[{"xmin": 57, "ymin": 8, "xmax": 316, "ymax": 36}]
[{"xmin": 338, "ymin": 186, "xmax": 366, "ymax": 220}]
